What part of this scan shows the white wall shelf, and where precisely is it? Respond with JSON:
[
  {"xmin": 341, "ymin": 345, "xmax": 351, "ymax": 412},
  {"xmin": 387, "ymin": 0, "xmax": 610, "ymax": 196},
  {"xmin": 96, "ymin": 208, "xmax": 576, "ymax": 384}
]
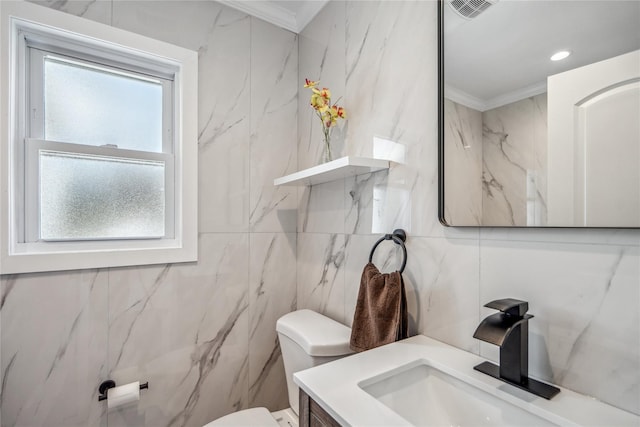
[{"xmin": 274, "ymin": 156, "xmax": 389, "ymax": 186}]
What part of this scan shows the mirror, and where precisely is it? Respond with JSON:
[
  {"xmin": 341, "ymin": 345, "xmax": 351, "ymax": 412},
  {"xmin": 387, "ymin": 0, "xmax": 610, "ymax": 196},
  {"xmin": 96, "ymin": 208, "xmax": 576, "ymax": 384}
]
[{"xmin": 438, "ymin": 0, "xmax": 640, "ymax": 227}]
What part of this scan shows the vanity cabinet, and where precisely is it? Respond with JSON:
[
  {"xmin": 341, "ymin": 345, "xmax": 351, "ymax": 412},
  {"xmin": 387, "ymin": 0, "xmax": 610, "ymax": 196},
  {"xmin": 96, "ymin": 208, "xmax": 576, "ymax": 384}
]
[{"xmin": 299, "ymin": 389, "xmax": 341, "ymax": 427}]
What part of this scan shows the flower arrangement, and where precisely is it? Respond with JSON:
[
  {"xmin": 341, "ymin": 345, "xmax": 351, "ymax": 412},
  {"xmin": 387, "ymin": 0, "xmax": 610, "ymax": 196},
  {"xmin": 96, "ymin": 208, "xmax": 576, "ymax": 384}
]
[{"xmin": 304, "ymin": 78, "xmax": 346, "ymax": 162}]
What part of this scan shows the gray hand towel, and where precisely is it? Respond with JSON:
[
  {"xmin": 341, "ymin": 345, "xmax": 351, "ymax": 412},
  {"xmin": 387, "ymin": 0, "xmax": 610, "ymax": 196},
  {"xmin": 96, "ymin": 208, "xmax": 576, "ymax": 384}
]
[{"xmin": 350, "ymin": 262, "xmax": 408, "ymax": 352}]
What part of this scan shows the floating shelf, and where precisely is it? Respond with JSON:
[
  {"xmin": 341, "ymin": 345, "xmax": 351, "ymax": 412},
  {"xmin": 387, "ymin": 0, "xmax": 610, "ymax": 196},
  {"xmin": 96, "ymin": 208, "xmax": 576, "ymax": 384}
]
[{"xmin": 274, "ymin": 156, "xmax": 389, "ymax": 186}]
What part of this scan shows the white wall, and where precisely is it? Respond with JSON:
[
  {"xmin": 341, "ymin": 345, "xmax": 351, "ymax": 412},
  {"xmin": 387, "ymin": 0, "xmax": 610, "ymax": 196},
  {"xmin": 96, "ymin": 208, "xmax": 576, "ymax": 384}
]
[{"xmin": 297, "ymin": 0, "xmax": 639, "ymax": 416}]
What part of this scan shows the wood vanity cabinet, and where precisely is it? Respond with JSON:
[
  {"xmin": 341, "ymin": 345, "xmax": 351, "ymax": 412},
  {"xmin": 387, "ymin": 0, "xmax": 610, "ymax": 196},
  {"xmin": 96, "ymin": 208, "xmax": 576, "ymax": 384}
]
[{"xmin": 299, "ymin": 389, "xmax": 341, "ymax": 427}]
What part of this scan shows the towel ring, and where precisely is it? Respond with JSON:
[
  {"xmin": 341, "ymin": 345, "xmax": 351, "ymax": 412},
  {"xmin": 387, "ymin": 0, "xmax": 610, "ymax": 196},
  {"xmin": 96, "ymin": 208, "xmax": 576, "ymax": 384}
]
[{"xmin": 368, "ymin": 229, "xmax": 407, "ymax": 273}]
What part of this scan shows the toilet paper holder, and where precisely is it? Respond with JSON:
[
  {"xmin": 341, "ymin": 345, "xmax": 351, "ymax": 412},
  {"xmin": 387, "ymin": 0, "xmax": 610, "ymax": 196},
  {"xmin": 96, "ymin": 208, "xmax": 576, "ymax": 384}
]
[{"xmin": 98, "ymin": 380, "xmax": 149, "ymax": 401}]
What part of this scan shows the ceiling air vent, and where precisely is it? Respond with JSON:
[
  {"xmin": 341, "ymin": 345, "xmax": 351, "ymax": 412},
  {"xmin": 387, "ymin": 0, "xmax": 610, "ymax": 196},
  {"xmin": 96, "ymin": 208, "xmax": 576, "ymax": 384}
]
[{"xmin": 448, "ymin": 0, "xmax": 498, "ymax": 19}]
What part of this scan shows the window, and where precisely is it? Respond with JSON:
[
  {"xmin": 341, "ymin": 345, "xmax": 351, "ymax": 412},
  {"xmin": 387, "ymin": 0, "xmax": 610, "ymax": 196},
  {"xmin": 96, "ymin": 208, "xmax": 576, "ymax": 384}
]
[{"xmin": 0, "ymin": 2, "xmax": 198, "ymax": 273}]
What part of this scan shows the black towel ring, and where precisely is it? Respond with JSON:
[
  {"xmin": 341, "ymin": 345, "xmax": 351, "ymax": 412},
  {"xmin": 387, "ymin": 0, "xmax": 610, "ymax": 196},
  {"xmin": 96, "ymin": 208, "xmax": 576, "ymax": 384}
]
[{"xmin": 368, "ymin": 229, "xmax": 408, "ymax": 273}]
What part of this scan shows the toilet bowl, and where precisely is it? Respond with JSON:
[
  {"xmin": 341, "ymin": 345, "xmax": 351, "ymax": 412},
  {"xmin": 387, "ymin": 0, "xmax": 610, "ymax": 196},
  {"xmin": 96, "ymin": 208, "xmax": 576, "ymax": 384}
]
[{"xmin": 205, "ymin": 309, "xmax": 352, "ymax": 427}]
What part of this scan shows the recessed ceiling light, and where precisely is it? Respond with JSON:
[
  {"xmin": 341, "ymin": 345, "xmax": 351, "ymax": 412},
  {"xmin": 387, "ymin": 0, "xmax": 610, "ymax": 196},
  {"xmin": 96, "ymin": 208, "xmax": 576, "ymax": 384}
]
[{"xmin": 550, "ymin": 50, "xmax": 571, "ymax": 61}]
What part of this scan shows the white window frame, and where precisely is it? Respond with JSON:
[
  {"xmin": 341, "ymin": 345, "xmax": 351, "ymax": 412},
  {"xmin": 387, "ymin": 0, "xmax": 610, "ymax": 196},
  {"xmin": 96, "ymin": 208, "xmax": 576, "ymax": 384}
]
[{"xmin": 0, "ymin": 1, "xmax": 198, "ymax": 274}]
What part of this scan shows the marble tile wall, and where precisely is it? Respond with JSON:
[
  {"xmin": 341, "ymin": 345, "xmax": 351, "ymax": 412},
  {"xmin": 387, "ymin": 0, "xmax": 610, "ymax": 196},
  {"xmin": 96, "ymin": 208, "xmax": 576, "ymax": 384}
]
[
  {"xmin": 297, "ymin": 0, "xmax": 639, "ymax": 416},
  {"xmin": 444, "ymin": 94, "xmax": 547, "ymax": 226},
  {"xmin": 482, "ymin": 93, "xmax": 548, "ymax": 226},
  {"xmin": 1, "ymin": 1, "xmax": 297, "ymax": 426},
  {"xmin": 443, "ymin": 99, "xmax": 483, "ymax": 226}
]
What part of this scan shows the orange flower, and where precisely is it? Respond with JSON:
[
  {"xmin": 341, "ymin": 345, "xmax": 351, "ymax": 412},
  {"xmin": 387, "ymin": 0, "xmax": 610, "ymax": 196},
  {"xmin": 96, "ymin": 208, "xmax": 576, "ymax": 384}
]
[
  {"xmin": 330, "ymin": 105, "xmax": 347, "ymax": 120},
  {"xmin": 310, "ymin": 93, "xmax": 329, "ymax": 112},
  {"xmin": 304, "ymin": 78, "xmax": 318, "ymax": 88},
  {"xmin": 320, "ymin": 88, "xmax": 331, "ymax": 100}
]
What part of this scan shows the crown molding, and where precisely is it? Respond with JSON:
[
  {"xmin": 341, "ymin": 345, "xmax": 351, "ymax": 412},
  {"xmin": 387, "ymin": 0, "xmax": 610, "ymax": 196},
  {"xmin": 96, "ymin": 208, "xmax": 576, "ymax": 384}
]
[
  {"xmin": 482, "ymin": 81, "xmax": 547, "ymax": 111},
  {"xmin": 445, "ymin": 81, "xmax": 547, "ymax": 112},
  {"xmin": 217, "ymin": 1, "xmax": 329, "ymax": 33},
  {"xmin": 294, "ymin": 1, "xmax": 329, "ymax": 32},
  {"xmin": 444, "ymin": 84, "xmax": 487, "ymax": 111}
]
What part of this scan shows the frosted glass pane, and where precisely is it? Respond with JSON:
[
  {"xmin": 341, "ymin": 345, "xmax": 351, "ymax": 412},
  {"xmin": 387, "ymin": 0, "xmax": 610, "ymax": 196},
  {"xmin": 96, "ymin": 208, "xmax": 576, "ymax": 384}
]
[
  {"xmin": 44, "ymin": 58, "xmax": 164, "ymax": 152},
  {"xmin": 40, "ymin": 151, "xmax": 165, "ymax": 240}
]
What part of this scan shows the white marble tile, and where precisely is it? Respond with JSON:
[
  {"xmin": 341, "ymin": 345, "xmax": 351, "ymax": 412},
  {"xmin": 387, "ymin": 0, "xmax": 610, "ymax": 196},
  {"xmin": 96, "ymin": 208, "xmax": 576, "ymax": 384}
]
[
  {"xmin": 248, "ymin": 233, "xmax": 296, "ymax": 410},
  {"xmin": 27, "ymin": 0, "xmax": 111, "ymax": 25},
  {"xmin": 249, "ymin": 18, "xmax": 298, "ymax": 233},
  {"xmin": 1, "ymin": 270, "xmax": 108, "ymax": 427},
  {"xmin": 344, "ymin": 0, "xmax": 442, "ymax": 238},
  {"xmin": 298, "ymin": 1, "xmax": 347, "ymax": 169},
  {"xmin": 406, "ymin": 236, "xmax": 480, "ymax": 352},
  {"xmin": 443, "ymin": 99, "xmax": 483, "ymax": 226},
  {"xmin": 107, "ymin": 234, "xmax": 250, "ymax": 426},
  {"xmin": 480, "ymin": 240, "xmax": 640, "ymax": 414},
  {"xmin": 343, "ymin": 169, "xmax": 390, "ymax": 235},
  {"xmin": 112, "ymin": 1, "xmax": 226, "ymax": 51},
  {"xmin": 298, "ymin": 180, "xmax": 345, "ymax": 234},
  {"xmin": 478, "ymin": 93, "xmax": 549, "ymax": 227},
  {"xmin": 482, "ymin": 97, "xmax": 537, "ymax": 226},
  {"xmin": 344, "ymin": 1, "xmax": 437, "ymax": 154},
  {"xmin": 197, "ymin": 9, "xmax": 251, "ymax": 233},
  {"xmin": 297, "ymin": 233, "xmax": 347, "ymax": 324}
]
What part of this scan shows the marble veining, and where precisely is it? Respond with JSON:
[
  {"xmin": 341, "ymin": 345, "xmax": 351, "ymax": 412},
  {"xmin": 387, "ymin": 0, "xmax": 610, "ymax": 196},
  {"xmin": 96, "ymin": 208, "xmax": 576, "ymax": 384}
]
[
  {"xmin": 167, "ymin": 296, "xmax": 249, "ymax": 427},
  {"xmin": 297, "ymin": 233, "xmax": 346, "ymax": 323},
  {"xmin": 249, "ymin": 19, "xmax": 298, "ymax": 233},
  {"xmin": 248, "ymin": 233, "xmax": 296, "ymax": 409},
  {"xmin": 482, "ymin": 95, "xmax": 548, "ymax": 226},
  {"xmin": 111, "ymin": 265, "xmax": 170, "ymax": 369},
  {"xmin": 445, "ymin": 94, "xmax": 548, "ymax": 226},
  {"xmin": 0, "ymin": 275, "xmax": 15, "ymax": 309},
  {"xmin": 482, "ymin": 159, "xmax": 516, "ymax": 226},
  {"xmin": 198, "ymin": 87, "xmax": 248, "ymax": 149},
  {"xmin": 28, "ymin": 0, "xmax": 111, "ymax": 24},
  {"xmin": 1, "ymin": 270, "xmax": 107, "ymax": 427},
  {"xmin": 558, "ymin": 250, "xmax": 625, "ymax": 379},
  {"xmin": 248, "ymin": 337, "xmax": 281, "ymax": 403},
  {"xmin": 196, "ymin": 6, "xmax": 251, "ymax": 234},
  {"xmin": 313, "ymin": 234, "xmax": 346, "ymax": 316},
  {"xmin": 345, "ymin": 170, "xmax": 389, "ymax": 235}
]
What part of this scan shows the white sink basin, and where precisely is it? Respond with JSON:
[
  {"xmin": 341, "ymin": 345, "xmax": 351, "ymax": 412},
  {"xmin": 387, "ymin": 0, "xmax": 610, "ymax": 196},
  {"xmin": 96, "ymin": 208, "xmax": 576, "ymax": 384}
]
[{"xmin": 359, "ymin": 360, "xmax": 557, "ymax": 426}]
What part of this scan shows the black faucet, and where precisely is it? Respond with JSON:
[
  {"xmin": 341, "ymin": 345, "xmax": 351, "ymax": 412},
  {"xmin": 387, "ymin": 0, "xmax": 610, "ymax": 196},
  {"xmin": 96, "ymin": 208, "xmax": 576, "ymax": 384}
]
[{"xmin": 473, "ymin": 298, "xmax": 560, "ymax": 399}]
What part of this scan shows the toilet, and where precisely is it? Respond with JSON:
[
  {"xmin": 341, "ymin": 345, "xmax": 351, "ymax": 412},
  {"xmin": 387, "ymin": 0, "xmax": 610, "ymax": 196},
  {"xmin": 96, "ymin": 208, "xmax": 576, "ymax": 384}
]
[{"xmin": 205, "ymin": 309, "xmax": 353, "ymax": 427}]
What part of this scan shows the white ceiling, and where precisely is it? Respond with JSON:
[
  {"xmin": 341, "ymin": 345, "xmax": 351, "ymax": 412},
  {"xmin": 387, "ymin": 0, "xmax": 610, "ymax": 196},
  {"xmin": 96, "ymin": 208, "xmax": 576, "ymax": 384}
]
[
  {"xmin": 445, "ymin": 0, "xmax": 640, "ymax": 110},
  {"xmin": 217, "ymin": 0, "xmax": 328, "ymax": 33}
]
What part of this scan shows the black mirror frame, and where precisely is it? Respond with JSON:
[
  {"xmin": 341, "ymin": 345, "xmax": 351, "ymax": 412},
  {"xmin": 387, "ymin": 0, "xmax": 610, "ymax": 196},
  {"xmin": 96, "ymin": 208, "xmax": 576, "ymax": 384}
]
[
  {"xmin": 436, "ymin": 0, "xmax": 637, "ymax": 229},
  {"xmin": 437, "ymin": 0, "xmax": 447, "ymax": 226}
]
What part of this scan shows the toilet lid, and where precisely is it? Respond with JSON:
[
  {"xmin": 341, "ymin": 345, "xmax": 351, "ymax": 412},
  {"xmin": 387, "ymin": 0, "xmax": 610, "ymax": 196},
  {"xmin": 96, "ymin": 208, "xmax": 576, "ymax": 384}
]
[
  {"xmin": 276, "ymin": 309, "xmax": 352, "ymax": 356},
  {"xmin": 203, "ymin": 407, "xmax": 279, "ymax": 427}
]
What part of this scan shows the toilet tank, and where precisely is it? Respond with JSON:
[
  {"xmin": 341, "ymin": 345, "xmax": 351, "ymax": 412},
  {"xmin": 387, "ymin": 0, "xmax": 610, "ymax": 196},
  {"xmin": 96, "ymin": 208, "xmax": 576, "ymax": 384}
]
[{"xmin": 276, "ymin": 309, "xmax": 353, "ymax": 415}]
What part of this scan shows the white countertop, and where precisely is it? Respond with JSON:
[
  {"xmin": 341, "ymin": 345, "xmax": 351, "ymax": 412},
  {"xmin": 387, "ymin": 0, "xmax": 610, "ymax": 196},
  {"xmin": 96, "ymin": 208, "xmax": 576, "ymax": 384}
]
[{"xmin": 294, "ymin": 335, "xmax": 639, "ymax": 427}]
